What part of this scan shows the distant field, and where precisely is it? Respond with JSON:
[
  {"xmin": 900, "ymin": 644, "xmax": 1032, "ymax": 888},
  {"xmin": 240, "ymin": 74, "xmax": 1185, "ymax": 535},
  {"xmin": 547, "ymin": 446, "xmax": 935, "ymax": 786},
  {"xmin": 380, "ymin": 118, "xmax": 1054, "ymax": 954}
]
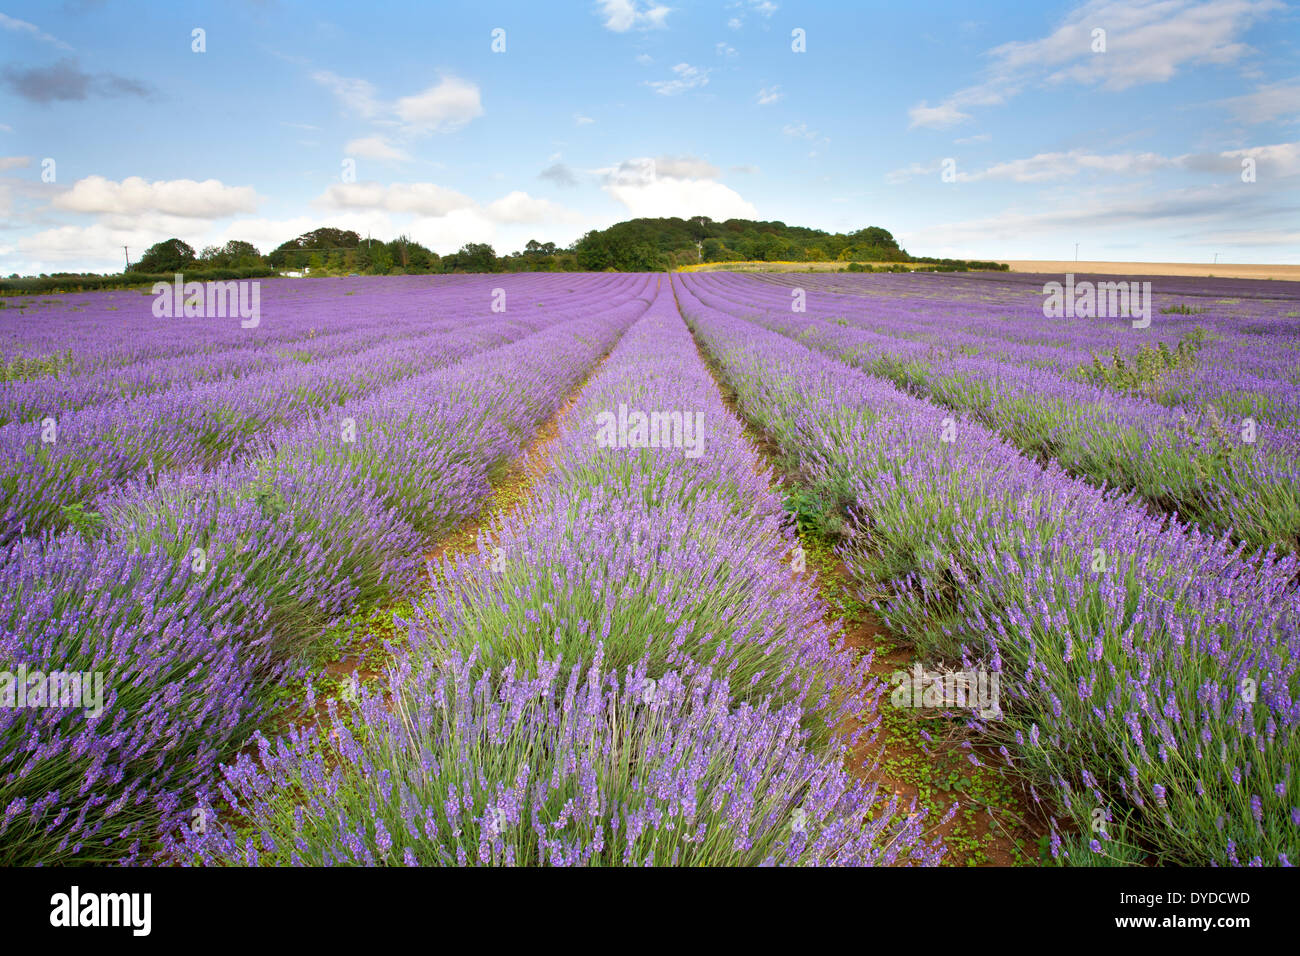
[
  {"xmin": 680, "ymin": 260, "xmax": 898, "ymax": 272},
  {"xmin": 683, "ymin": 259, "xmax": 1300, "ymax": 280},
  {"xmin": 998, "ymin": 260, "xmax": 1300, "ymax": 280}
]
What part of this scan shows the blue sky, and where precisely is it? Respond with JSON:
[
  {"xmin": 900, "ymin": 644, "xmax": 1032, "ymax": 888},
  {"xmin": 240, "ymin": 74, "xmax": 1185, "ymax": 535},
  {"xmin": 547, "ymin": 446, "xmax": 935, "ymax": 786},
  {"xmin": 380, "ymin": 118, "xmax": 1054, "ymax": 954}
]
[{"xmin": 1, "ymin": 0, "xmax": 1297, "ymax": 273}]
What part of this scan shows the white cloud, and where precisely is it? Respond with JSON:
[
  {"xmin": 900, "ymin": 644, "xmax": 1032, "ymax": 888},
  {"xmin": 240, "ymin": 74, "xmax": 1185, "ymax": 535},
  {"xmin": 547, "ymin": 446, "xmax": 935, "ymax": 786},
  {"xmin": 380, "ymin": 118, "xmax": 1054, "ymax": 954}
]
[
  {"xmin": 314, "ymin": 181, "xmax": 582, "ymax": 230},
  {"xmin": 907, "ymin": 0, "xmax": 1284, "ymax": 127},
  {"xmin": 18, "ymin": 224, "xmax": 141, "ymax": 267},
  {"xmin": 310, "ymin": 70, "xmax": 382, "ymax": 119},
  {"xmin": 0, "ymin": 13, "xmax": 72, "ymax": 51},
  {"xmin": 908, "ymin": 101, "xmax": 971, "ymax": 129},
  {"xmin": 963, "ymin": 149, "xmax": 1174, "ymax": 182},
  {"xmin": 782, "ymin": 122, "xmax": 827, "ymax": 143},
  {"xmin": 597, "ymin": 0, "xmax": 672, "ymax": 32},
  {"xmin": 727, "ymin": 0, "xmax": 778, "ymax": 29},
  {"xmin": 0, "ymin": 155, "xmax": 30, "ymax": 171},
  {"xmin": 716, "ymin": 42, "xmax": 738, "ymax": 57},
  {"xmin": 344, "ymin": 136, "xmax": 411, "ymax": 162},
  {"xmin": 312, "ymin": 71, "xmax": 483, "ymax": 135},
  {"xmin": 52, "ymin": 175, "xmax": 258, "ymax": 218},
  {"xmin": 483, "ymin": 191, "xmax": 581, "ymax": 224},
  {"xmin": 1210, "ymin": 78, "xmax": 1300, "ymax": 125},
  {"xmin": 756, "ymin": 85, "xmax": 783, "ymax": 105},
  {"xmin": 885, "ymin": 141, "xmax": 1300, "ymax": 184},
  {"xmin": 1187, "ymin": 140, "xmax": 1300, "ymax": 177},
  {"xmin": 647, "ymin": 63, "xmax": 710, "ymax": 96},
  {"xmin": 992, "ymin": 0, "xmax": 1281, "ymax": 91},
  {"xmin": 318, "ymin": 182, "xmax": 476, "ymax": 217},
  {"xmin": 600, "ymin": 155, "xmax": 757, "ymax": 219},
  {"xmin": 654, "ymin": 155, "xmax": 720, "ymax": 179},
  {"xmin": 885, "ymin": 160, "xmax": 943, "ymax": 185},
  {"xmin": 954, "ymin": 133, "xmax": 992, "ymax": 144},
  {"xmin": 899, "ymin": 183, "xmax": 1296, "ymax": 252},
  {"xmin": 574, "ymin": 113, "xmax": 596, "ymax": 125},
  {"xmin": 393, "ymin": 76, "xmax": 484, "ymax": 133}
]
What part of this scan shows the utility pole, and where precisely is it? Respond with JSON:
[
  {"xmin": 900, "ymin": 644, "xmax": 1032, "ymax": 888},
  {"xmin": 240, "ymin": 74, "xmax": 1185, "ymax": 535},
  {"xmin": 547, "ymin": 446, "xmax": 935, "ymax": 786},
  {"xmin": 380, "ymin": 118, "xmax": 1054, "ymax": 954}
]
[
  {"xmin": 1214, "ymin": 253, "xmax": 1219, "ymax": 265},
  {"xmin": 123, "ymin": 246, "xmax": 130, "ymax": 270},
  {"xmin": 1074, "ymin": 242, "xmax": 1079, "ymax": 263}
]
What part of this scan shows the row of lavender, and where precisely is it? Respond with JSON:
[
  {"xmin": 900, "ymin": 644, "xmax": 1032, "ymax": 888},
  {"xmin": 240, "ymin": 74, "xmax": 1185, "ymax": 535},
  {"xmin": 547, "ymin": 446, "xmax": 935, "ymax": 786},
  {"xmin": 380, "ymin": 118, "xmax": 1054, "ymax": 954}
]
[
  {"xmin": 746, "ymin": 270, "xmax": 1300, "ymax": 446},
  {"xmin": 1, "ymin": 275, "xmax": 635, "ymax": 421},
  {"xmin": 1, "ymin": 276, "xmax": 637, "ymax": 546},
  {"xmin": 676, "ymin": 274, "xmax": 1300, "ymax": 866},
  {"xmin": 1, "ymin": 275, "xmax": 652, "ymax": 864},
  {"xmin": 2, "ymin": 275, "xmax": 512, "ymax": 371},
  {"xmin": 684, "ymin": 272, "xmax": 1300, "ymax": 557},
  {"xmin": 749, "ymin": 270, "xmax": 1300, "ymax": 389},
  {"xmin": 167, "ymin": 279, "xmax": 946, "ymax": 866}
]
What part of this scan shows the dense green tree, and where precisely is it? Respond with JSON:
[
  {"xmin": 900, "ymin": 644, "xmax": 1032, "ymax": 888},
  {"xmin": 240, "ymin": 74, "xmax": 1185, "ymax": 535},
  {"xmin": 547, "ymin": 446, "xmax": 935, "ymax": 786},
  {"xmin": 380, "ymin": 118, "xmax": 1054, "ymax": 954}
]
[
  {"xmin": 444, "ymin": 242, "xmax": 497, "ymax": 272},
  {"xmin": 128, "ymin": 238, "xmax": 197, "ymax": 273},
  {"xmin": 268, "ymin": 227, "xmax": 362, "ymax": 267}
]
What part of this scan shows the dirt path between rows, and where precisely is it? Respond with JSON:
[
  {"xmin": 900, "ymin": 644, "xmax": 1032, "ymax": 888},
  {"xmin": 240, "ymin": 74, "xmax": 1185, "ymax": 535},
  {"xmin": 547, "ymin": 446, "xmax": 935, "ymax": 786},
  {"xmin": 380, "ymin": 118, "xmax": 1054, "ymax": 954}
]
[
  {"xmin": 675, "ymin": 290, "xmax": 1046, "ymax": 867},
  {"xmin": 286, "ymin": 338, "xmax": 622, "ymax": 737}
]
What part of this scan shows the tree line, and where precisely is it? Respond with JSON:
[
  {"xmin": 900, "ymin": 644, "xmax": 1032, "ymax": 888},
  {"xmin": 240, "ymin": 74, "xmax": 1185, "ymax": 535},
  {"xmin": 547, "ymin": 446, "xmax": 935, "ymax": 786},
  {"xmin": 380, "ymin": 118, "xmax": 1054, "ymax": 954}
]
[{"xmin": 3, "ymin": 217, "xmax": 1007, "ymax": 292}]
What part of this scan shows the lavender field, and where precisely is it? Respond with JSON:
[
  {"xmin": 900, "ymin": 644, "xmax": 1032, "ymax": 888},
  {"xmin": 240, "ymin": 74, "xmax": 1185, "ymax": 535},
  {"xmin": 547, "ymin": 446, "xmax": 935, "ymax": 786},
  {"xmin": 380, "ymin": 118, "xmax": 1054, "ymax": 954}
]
[{"xmin": 1, "ymin": 271, "xmax": 1297, "ymax": 867}]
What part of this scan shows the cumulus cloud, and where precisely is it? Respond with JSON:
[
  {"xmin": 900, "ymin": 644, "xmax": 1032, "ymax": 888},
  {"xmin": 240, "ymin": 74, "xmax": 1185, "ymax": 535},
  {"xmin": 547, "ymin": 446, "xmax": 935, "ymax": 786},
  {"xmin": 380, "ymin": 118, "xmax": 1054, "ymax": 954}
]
[
  {"xmin": 756, "ymin": 85, "xmax": 783, "ymax": 105},
  {"xmin": 653, "ymin": 155, "xmax": 720, "ymax": 179},
  {"xmin": 483, "ymin": 191, "xmax": 576, "ymax": 224},
  {"xmin": 0, "ymin": 156, "xmax": 31, "ymax": 171},
  {"xmin": 344, "ymin": 136, "xmax": 411, "ymax": 162},
  {"xmin": 52, "ymin": 175, "xmax": 258, "ymax": 218},
  {"xmin": 315, "ymin": 180, "xmax": 581, "ymax": 228},
  {"xmin": 393, "ymin": 76, "xmax": 484, "ymax": 133},
  {"xmin": 599, "ymin": 156, "xmax": 757, "ymax": 219},
  {"xmin": 312, "ymin": 71, "xmax": 483, "ymax": 134},
  {"xmin": 317, "ymin": 182, "xmax": 476, "ymax": 217},
  {"xmin": 596, "ymin": 0, "xmax": 672, "ymax": 32}
]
